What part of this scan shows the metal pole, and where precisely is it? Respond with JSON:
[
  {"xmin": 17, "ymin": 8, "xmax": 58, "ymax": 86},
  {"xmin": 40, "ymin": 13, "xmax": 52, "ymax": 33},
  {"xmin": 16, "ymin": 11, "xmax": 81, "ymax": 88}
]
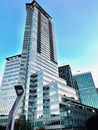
[{"xmin": 6, "ymin": 85, "xmax": 25, "ymax": 130}]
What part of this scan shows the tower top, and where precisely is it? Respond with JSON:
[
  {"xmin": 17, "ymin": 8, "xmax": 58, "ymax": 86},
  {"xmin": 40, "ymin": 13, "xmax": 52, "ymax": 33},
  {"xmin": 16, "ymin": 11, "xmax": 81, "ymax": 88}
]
[{"xmin": 26, "ymin": 0, "xmax": 52, "ymax": 19}]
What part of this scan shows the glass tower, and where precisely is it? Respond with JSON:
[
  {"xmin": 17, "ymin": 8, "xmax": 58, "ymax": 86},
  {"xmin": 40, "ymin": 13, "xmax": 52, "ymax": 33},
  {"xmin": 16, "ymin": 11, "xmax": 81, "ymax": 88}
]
[
  {"xmin": 58, "ymin": 65, "xmax": 78, "ymax": 90},
  {"xmin": 17, "ymin": 0, "xmax": 78, "ymax": 120},
  {"xmin": 74, "ymin": 72, "xmax": 98, "ymax": 108}
]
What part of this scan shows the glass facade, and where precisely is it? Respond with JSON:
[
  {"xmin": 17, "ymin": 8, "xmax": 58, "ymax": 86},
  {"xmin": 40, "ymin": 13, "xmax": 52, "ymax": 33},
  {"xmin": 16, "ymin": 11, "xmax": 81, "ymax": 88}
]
[
  {"xmin": 74, "ymin": 72, "xmax": 98, "ymax": 108},
  {"xmin": 59, "ymin": 97, "xmax": 96, "ymax": 129},
  {"xmin": 59, "ymin": 65, "xmax": 74, "ymax": 88},
  {"xmin": 58, "ymin": 65, "xmax": 78, "ymax": 90},
  {"xmin": 18, "ymin": 1, "xmax": 78, "ymax": 122},
  {"xmin": 0, "ymin": 116, "xmax": 8, "ymax": 126}
]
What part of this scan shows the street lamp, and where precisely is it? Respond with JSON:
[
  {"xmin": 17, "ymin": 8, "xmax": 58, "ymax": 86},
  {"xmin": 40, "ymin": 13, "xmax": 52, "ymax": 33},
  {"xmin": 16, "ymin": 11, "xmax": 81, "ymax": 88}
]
[{"xmin": 6, "ymin": 85, "xmax": 25, "ymax": 130}]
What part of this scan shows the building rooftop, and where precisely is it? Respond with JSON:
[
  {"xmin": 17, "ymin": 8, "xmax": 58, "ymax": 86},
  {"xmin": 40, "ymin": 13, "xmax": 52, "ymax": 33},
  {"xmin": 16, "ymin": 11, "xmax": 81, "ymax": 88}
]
[
  {"xmin": 74, "ymin": 71, "xmax": 92, "ymax": 76},
  {"xmin": 6, "ymin": 54, "xmax": 21, "ymax": 61},
  {"xmin": 26, "ymin": 0, "xmax": 52, "ymax": 19}
]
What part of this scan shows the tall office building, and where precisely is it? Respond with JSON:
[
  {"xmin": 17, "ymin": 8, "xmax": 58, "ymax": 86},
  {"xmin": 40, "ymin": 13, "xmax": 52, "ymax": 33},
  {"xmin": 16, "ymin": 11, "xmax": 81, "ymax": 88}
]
[
  {"xmin": 74, "ymin": 72, "xmax": 98, "ymax": 108},
  {"xmin": 0, "ymin": 55, "xmax": 21, "ymax": 115},
  {"xmin": 59, "ymin": 65, "xmax": 73, "ymax": 87},
  {"xmin": 18, "ymin": 0, "xmax": 78, "ymax": 120},
  {"xmin": 19, "ymin": 0, "xmax": 58, "ymax": 87},
  {"xmin": 0, "ymin": 1, "xmax": 97, "ymax": 130},
  {"xmin": 58, "ymin": 65, "xmax": 78, "ymax": 90}
]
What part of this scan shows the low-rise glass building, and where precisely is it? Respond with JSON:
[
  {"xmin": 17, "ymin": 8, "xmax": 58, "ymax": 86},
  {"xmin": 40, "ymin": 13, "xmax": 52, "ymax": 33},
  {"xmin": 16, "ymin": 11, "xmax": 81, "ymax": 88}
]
[{"xmin": 74, "ymin": 72, "xmax": 98, "ymax": 108}]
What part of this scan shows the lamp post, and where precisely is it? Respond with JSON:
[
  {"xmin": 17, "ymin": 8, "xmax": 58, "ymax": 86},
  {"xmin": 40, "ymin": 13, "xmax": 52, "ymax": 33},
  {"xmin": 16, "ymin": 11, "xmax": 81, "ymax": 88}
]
[{"xmin": 6, "ymin": 85, "xmax": 25, "ymax": 130}]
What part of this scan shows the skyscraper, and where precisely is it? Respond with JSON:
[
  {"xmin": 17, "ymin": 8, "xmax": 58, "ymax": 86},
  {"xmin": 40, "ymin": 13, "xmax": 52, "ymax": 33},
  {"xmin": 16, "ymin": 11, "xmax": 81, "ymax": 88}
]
[
  {"xmin": 58, "ymin": 65, "xmax": 78, "ymax": 90},
  {"xmin": 17, "ymin": 0, "xmax": 78, "ymax": 120},
  {"xmin": 19, "ymin": 0, "xmax": 58, "ymax": 87},
  {"xmin": 74, "ymin": 72, "xmax": 98, "ymax": 108},
  {"xmin": 59, "ymin": 65, "xmax": 74, "ymax": 87}
]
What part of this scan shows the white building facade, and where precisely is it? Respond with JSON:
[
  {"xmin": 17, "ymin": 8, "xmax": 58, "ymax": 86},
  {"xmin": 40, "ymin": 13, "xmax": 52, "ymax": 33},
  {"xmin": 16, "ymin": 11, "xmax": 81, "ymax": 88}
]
[
  {"xmin": 0, "ymin": 55, "xmax": 21, "ymax": 115},
  {"xmin": 17, "ymin": 0, "xmax": 78, "ymax": 120}
]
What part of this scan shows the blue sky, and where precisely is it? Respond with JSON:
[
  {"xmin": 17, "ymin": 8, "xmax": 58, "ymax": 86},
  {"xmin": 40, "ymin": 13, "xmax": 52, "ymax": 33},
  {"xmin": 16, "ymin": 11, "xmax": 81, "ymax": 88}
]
[{"xmin": 0, "ymin": 0, "xmax": 98, "ymax": 87}]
